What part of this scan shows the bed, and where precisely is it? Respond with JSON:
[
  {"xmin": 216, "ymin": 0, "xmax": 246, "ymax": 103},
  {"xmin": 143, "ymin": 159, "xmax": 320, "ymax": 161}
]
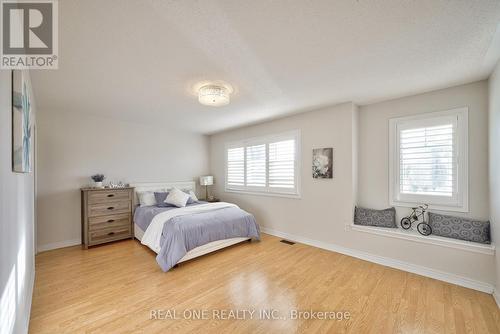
[{"xmin": 130, "ymin": 182, "xmax": 260, "ymax": 271}]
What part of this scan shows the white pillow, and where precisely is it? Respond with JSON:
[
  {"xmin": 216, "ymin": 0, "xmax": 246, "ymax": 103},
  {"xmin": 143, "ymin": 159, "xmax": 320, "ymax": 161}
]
[
  {"xmin": 137, "ymin": 191, "xmax": 156, "ymax": 207},
  {"xmin": 165, "ymin": 188, "xmax": 190, "ymax": 207},
  {"xmin": 188, "ymin": 190, "xmax": 198, "ymax": 202}
]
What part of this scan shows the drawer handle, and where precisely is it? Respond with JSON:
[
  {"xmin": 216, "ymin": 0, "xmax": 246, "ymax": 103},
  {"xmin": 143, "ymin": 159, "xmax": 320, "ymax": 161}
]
[
  {"xmin": 107, "ymin": 207, "xmax": 114, "ymax": 210},
  {"xmin": 107, "ymin": 219, "xmax": 115, "ymax": 223},
  {"xmin": 108, "ymin": 232, "xmax": 115, "ymax": 236},
  {"xmin": 107, "ymin": 194, "xmax": 115, "ymax": 197}
]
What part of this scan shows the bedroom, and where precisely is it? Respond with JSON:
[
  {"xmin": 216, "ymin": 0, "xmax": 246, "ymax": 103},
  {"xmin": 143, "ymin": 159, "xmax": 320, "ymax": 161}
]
[{"xmin": 1, "ymin": 0, "xmax": 500, "ymax": 333}]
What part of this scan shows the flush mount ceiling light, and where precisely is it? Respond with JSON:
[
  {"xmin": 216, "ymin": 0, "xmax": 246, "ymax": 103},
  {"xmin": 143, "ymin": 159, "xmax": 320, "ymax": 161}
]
[{"xmin": 198, "ymin": 84, "xmax": 231, "ymax": 107}]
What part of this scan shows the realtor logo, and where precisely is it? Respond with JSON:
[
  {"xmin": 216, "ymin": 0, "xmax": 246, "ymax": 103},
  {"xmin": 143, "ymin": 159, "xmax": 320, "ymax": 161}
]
[{"xmin": 1, "ymin": 0, "xmax": 58, "ymax": 69}]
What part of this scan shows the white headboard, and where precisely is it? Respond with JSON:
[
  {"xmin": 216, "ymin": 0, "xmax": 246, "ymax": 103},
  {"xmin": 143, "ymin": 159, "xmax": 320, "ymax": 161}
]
[{"xmin": 129, "ymin": 181, "xmax": 196, "ymax": 206}]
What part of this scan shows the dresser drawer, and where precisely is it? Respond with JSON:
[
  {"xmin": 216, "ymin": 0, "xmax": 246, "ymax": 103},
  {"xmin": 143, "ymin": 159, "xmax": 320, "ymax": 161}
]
[
  {"xmin": 88, "ymin": 200, "xmax": 131, "ymax": 217},
  {"xmin": 89, "ymin": 226, "xmax": 131, "ymax": 244},
  {"xmin": 88, "ymin": 190, "xmax": 131, "ymax": 204},
  {"xmin": 89, "ymin": 213, "xmax": 130, "ymax": 231}
]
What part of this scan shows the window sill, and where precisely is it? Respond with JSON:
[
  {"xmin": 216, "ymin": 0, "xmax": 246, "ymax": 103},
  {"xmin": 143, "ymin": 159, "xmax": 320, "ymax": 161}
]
[
  {"xmin": 350, "ymin": 224, "xmax": 495, "ymax": 255},
  {"xmin": 225, "ymin": 188, "xmax": 301, "ymax": 199}
]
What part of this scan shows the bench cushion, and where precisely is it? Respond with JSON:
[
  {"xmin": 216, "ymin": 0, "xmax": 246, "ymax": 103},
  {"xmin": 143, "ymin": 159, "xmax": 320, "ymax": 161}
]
[
  {"xmin": 428, "ymin": 212, "xmax": 490, "ymax": 244},
  {"xmin": 354, "ymin": 206, "xmax": 397, "ymax": 228}
]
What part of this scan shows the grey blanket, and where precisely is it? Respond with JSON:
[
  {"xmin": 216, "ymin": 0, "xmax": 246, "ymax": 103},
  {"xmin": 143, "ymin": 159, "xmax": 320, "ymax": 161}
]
[
  {"xmin": 135, "ymin": 204, "xmax": 260, "ymax": 272},
  {"xmin": 133, "ymin": 202, "xmax": 206, "ymax": 231},
  {"xmin": 157, "ymin": 206, "xmax": 260, "ymax": 271}
]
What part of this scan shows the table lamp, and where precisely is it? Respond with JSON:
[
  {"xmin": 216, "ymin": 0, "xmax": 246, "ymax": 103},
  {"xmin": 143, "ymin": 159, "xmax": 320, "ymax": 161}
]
[{"xmin": 199, "ymin": 176, "xmax": 214, "ymax": 200}]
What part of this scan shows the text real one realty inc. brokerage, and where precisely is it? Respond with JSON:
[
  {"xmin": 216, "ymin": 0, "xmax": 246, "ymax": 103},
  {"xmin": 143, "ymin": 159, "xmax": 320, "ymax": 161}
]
[{"xmin": 150, "ymin": 309, "xmax": 352, "ymax": 321}]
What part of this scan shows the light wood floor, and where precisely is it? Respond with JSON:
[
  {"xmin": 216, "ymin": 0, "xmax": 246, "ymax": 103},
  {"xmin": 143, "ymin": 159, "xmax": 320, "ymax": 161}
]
[{"xmin": 30, "ymin": 234, "xmax": 500, "ymax": 334}]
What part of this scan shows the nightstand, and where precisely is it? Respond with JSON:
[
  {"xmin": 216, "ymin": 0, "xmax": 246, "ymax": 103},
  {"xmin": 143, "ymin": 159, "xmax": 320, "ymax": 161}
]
[
  {"xmin": 205, "ymin": 198, "xmax": 220, "ymax": 203},
  {"xmin": 81, "ymin": 187, "xmax": 134, "ymax": 249}
]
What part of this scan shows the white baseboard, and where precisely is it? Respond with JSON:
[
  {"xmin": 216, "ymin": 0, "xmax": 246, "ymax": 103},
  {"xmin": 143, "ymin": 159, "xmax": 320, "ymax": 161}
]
[
  {"xmin": 23, "ymin": 269, "xmax": 35, "ymax": 333},
  {"xmin": 261, "ymin": 227, "xmax": 494, "ymax": 294},
  {"xmin": 493, "ymin": 289, "xmax": 500, "ymax": 309},
  {"xmin": 37, "ymin": 238, "xmax": 81, "ymax": 252}
]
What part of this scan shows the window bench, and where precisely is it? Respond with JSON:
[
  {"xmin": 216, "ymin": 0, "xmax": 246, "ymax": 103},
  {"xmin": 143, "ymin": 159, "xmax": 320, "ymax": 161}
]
[{"xmin": 350, "ymin": 224, "xmax": 495, "ymax": 255}]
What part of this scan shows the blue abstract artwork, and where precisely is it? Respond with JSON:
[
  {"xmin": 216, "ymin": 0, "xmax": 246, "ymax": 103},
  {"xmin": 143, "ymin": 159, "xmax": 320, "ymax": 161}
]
[{"xmin": 12, "ymin": 70, "xmax": 33, "ymax": 173}]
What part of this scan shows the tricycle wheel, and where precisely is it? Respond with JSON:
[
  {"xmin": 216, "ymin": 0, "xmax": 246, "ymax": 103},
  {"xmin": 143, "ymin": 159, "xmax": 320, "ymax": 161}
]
[
  {"xmin": 400, "ymin": 217, "xmax": 412, "ymax": 229},
  {"xmin": 417, "ymin": 223, "xmax": 432, "ymax": 236}
]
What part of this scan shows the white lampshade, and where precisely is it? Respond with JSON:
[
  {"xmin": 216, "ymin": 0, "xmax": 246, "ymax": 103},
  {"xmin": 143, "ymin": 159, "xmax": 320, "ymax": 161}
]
[
  {"xmin": 199, "ymin": 176, "xmax": 214, "ymax": 186},
  {"xmin": 198, "ymin": 84, "xmax": 230, "ymax": 106}
]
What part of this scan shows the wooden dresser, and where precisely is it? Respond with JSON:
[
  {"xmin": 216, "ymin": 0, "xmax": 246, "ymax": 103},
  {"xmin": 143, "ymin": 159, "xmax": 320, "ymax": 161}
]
[{"xmin": 81, "ymin": 187, "xmax": 134, "ymax": 249}]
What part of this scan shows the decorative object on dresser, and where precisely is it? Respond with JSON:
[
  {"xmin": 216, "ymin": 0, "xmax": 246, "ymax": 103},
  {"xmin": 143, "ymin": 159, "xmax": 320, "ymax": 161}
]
[
  {"xmin": 90, "ymin": 174, "xmax": 105, "ymax": 188},
  {"xmin": 81, "ymin": 187, "xmax": 134, "ymax": 249},
  {"xmin": 108, "ymin": 181, "xmax": 127, "ymax": 188},
  {"xmin": 199, "ymin": 175, "xmax": 214, "ymax": 200}
]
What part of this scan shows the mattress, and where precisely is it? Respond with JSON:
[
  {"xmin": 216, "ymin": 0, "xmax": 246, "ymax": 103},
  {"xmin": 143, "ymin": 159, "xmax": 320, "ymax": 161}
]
[{"xmin": 134, "ymin": 223, "xmax": 249, "ymax": 263}]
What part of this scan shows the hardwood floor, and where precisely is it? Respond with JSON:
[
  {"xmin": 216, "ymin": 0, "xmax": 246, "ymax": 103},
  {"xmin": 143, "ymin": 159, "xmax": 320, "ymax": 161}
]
[{"xmin": 30, "ymin": 233, "xmax": 500, "ymax": 333}]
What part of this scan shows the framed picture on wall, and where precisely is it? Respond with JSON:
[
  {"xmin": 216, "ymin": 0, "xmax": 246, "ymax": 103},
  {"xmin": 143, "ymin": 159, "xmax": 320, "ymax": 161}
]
[
  {"xmin": 12, "ymin": 70, "xmax": 34, "ymax": 173},
  {"xmin": 312, "ymin": 147, "xmax": 334, "ymax": 179}
]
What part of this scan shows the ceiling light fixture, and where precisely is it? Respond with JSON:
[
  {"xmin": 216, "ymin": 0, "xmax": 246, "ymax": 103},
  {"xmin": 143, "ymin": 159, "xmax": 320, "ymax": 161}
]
[{"xmin": 198, "ymin": 84, "xmax": 231, "ymax": 107}]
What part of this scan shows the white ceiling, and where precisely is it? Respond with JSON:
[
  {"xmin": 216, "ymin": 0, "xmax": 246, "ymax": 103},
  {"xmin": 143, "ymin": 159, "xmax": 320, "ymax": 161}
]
[{"xmin": 31, "ymin": 0, "xmax": 500, "ymax": 134}]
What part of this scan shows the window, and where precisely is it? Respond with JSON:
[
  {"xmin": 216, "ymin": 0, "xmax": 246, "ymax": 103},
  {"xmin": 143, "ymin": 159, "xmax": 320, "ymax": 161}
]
[
  {"xmin": 389, "ymin": 108, "xmax": 468, "ymax": 212},
  {"xmin": 225, "ymin": 130, "xmax": 300, "ymax": 197}
]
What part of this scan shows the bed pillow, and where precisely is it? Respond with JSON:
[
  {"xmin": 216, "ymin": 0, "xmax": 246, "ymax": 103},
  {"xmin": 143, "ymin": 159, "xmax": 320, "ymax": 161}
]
[
  {"xmin": 182, "ymin": 190, "xmax": 195, "ymax": 204},
  {"xmin": 182, "ymin": 190, "xmax": 198, "ymax": 204},
  {"xmin": 428, "ymin": 212, "xmax": 490, "ymax": 244},
  {"xmin": 354, "ymin": 206, "xmax": 397, "ymax": 228},
  {"xmin": 154, "ymin": 192, "xmax": 175, "ymax": 207},
  {"xmin": 137, "ymin": 191, "xmax": 157, "ymax": 207},
  {"xmin": 165, "ymin": 188, "xmax": 190, "ymax": 208},
  {"xmin": 162, "ymin": 189, "xmax": 198, "ymax": 207}
]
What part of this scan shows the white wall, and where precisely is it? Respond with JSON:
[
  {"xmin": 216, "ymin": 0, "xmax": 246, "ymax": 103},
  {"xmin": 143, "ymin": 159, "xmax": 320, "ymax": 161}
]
[
  {"xmin": 0, "ymin": 71, "xmax": 36, "ymax": 334},
  {"xmin": 356, "ymin": 80, "xmax": 493, "ymax": 286},
  {"xmin": 358, "ymin": 80, "xmax": 489, "ymax": 220},
  {"xmin": 210, "ymin": 102, "xmax": 357, "ymax": 244},
  {"xmin": 36, "ymin": 110, "xmax": 210, "ymax": 251},
  {"xmin": 489, "ymin": 63, "xmax": 500, "ymax": 295},
  {"xmin": 209, "ymin": 81, "xmax": 495, "ymax": 290}
]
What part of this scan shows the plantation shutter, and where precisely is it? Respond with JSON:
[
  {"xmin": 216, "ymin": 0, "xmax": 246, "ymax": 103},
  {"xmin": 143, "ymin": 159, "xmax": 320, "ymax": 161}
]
[
  {"xmin": 245, "ymin": 144, "xmax": 266, "ymax": 187},
  {"xmin": 225, "ymin": 130, "xmax": 300, "ymax": 196},
  {"xmin": 268, "ymin": 139, "xmax": 295, "ymax": 189},
  {"xmin": 399, "ymin": 122, "xmax": 456, "ymax": 197},
  {"xmin": 227, "ymin": 147, "xmax": 245, "ymax": 187}
]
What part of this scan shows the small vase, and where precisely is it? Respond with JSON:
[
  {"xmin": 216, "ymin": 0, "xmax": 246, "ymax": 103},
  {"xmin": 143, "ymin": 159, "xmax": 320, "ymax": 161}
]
[{"xmin": 94, "ymin": 181, "xmax": 103, "ymax": 188}]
